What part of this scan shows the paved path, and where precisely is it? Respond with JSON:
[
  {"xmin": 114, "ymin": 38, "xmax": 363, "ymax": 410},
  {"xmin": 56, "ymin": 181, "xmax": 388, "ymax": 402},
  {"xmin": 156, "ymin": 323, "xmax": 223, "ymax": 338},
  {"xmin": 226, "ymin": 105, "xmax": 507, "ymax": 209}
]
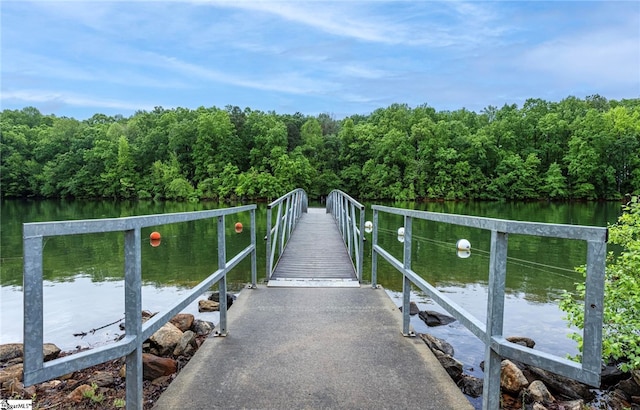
[{"xmin": 154, "ymin": 286, "xmax": 473, "ymax": 410}]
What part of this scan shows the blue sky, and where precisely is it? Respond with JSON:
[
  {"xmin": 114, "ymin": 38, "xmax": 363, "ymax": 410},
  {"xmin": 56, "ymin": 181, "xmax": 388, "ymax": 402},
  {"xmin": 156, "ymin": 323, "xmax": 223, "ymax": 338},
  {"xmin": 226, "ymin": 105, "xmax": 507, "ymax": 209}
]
[{"xmin": 1, "ymin": 1, "xmax": 639, "ymax": 120}]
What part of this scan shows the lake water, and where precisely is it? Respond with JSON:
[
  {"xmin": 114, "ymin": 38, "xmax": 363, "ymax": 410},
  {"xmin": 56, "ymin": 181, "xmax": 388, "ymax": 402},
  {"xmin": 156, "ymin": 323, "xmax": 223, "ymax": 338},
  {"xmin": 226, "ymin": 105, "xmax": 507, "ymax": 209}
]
[{"xmin": 0, "ymin": 198, "xmax": 622, "ymax": 381}]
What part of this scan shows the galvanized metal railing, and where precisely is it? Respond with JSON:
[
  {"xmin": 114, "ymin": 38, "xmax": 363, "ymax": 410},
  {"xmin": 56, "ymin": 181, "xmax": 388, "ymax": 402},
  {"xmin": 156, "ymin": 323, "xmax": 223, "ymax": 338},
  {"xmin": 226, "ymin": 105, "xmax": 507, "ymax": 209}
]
[
  {"xmin": 266, "ymin": 188, "xmax": 308, "ymax": 280},
  {"xmin": 22, "ymin": 205, "xmax": 257, "ymax": 410},
  {"xmin": 371, "ymin": 205, "xmax": 607, "ymax": 410},
  {"xmin": 326, "ymin": 190, "xmax": 365, "ymax": 282}
]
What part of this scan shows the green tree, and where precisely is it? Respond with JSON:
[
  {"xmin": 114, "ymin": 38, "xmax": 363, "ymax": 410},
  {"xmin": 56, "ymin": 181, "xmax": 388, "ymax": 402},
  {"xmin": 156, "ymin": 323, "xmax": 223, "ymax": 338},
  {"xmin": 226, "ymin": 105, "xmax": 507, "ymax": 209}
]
[{"xmin": 560, "ymin": 199, "xmax": 640, "ymax": 371}]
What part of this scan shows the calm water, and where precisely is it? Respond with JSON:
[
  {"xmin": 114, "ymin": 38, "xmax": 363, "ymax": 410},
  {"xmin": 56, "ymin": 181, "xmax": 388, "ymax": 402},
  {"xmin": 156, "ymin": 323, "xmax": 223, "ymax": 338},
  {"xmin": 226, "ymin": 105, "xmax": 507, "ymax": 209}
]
[{"xmin": 0, "ymin": 199, "xmax": 621, "ymax": 371}]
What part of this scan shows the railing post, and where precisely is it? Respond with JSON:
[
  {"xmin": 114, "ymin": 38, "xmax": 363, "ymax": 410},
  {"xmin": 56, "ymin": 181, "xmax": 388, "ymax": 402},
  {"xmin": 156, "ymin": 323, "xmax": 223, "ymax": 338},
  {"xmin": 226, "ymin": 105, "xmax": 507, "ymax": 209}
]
[
  {"xmin": 582, "ymin": 240, "xmax": 607, "ymax": 374},
  {"xmin": 266, "ymin": 205, "xmax": 272, "ymax": 280},
  {"xmin": 23, "ymin": 234, "xmax": 44, "ymax": 385},
  {"xmin": 358, "ymin": 205, "xmax": 364, "ymax": 282},
  {"xmin": 217, "ymin": 215, "xmax": 228, "ymax": 336},
  {"xmin": 402, "ymin": 216, "xmax": 413, "ymax": 336},
  {"xmin": 124, "ymin": 227, "xmax": 143, "ymax": 410},
  {"xmin": 250, "ymin": 209, "xmax": 257, "ymax": 288},
  {"xmin": 482, "ymin": 230, "xmax": 508, "ymax": 410},
  {"xmin": 372, "ymin": 209, "xmax": 379, "ymax": 288}
]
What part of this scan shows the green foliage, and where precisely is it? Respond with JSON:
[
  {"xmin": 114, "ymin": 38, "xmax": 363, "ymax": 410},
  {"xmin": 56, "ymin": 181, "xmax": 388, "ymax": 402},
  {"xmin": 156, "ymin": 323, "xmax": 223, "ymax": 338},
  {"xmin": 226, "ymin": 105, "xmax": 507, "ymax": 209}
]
[
  {"xmin": 1, "ymin": 97, "xmax": 639, "ymax": 201},
  {"xmin": 560, "ymin": 199, "xmax": 640, "ymax": 371},
  {"xmin": 82, "ymin": 383, "xmax": 105, "ymax": 403}
]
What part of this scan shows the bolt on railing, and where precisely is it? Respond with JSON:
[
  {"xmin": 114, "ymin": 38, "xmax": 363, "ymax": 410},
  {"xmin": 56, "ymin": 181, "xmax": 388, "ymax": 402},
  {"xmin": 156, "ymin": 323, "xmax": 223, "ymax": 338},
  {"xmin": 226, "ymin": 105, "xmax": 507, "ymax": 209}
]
[
  {"xmin": 371, "ymin": 205, "xmax": 607, "ymax": 410},
  {"xmin": 326, "ymin": 190, "xmax": 365, "ymax": 282},
  {"xmin": 265, "ymin": 188, "xmax": 308, "ymax": 280},
  {"xmin": 22, "ymin": 205, "xmax": 257, "ymax": 410}
]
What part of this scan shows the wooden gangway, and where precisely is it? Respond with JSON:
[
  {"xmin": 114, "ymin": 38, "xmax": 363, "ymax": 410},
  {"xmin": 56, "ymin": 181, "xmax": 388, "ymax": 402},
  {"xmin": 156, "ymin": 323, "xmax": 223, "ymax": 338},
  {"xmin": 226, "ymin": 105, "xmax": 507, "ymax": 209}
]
[{"xmin": 268, "ymin": 208, "xmax": 359, "ymax": 287}]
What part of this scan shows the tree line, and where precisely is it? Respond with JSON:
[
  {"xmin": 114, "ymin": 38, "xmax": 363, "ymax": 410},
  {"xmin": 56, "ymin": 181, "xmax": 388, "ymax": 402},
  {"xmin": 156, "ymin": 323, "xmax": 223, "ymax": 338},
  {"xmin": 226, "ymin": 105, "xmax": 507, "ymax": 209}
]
[{"xmin": 1, "ymin": 95, "xmax": 639, "ymax": 201}]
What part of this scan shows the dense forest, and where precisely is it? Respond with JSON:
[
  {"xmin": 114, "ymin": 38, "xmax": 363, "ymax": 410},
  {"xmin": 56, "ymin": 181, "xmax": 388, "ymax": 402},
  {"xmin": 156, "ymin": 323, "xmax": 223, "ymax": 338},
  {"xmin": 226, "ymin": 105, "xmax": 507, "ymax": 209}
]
[{"xmin": 1, "ymin": 95, "xmax": 639, "ymax": 201}]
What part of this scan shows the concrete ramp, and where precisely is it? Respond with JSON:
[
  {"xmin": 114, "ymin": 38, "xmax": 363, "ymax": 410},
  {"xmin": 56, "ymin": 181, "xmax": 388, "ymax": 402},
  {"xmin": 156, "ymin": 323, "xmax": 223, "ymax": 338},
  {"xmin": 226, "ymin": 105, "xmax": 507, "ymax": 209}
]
[{"xmin": 153, "ymin": 286, "xmax": 473, "ymax": 410}]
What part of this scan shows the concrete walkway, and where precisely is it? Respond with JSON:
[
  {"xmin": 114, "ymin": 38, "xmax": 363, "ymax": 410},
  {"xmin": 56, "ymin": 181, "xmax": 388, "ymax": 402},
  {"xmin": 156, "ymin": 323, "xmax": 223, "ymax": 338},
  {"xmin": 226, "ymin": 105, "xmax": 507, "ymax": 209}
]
[{"xmin": 153, "ymin": 286, "xmax": 473, "ymax": 410}]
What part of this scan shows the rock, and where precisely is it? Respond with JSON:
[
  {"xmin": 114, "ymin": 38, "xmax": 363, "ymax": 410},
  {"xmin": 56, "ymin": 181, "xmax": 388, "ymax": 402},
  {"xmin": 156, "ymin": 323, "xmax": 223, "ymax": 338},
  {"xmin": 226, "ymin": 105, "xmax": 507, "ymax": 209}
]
[
  {"xmin": 0, "ymin": 343, "xmax": 23, "ymax": 362},
  {"xmin": 399, "ymin": 301, "xmax": 420, "ymax": 316},
  {"xmin": 39, "ymin": 379, "xmax": 63, "ymax": 391},
  {"xmin": 607, "ymin": 389, "xmax": 633, "ymax": 409},
  {"xmin": 173, "ymin": 330, "xmax": 197, "ymax": 357},
  {"xmin": 409, "ymin": 301, "xmax": 419, "ymax": 315},
  {"xmin": 601, "ymin": 363, "xmax": 627, "ymax": 388},
  {"xmin": 0, "ymin": 343, "xmax": 61, "ymax": 363},
  {"xmin": 208, "ymin": 291, "xmax": 235, "ymax": 309},
  {"xmin": 3, "ymin": 378, "xmax": 36, "ymax": 397},
  {"xmin": 527, "ymin": 380, "xmax": 555, "ymax": 403},
  {"xmin": 457, "ymin": 374, "xmax": 483, "ymax": 397},
  {"xmin": 150, "ymin": 322, "xmax": 183, "ymax": 356},
  {"xmin": 501, "ymin": 360, "xmax": 529, "ymax": 394},
  {"xmin": 419, "ymin": 333, "xmax": 454, "ymax": 356},
  {"xmin": 121, "ymin": 310, "xmax": 158, "ymax": 330},
  {"xmin": 556, "ymin": 399, "xmax": 584, "ymax": 410},
  {"xmin": 418, "ymin": 310, "xmax": 456, "ymax": 327},
  {"xmin": 527, "ymin": 366, "xmax": 594, "ymax": 400},
  {"xmin": 119, "ymin": 364, "xmax": 127, "ymax": 378},
  {"xmin": 192, "ymin": 319, "xmax": 215, "ymax": 336},
  {"xmin": 618, "ymin": 377, "xmax": 640, "ymax": 398},
  {"xmin": 170, "ymin": 313, "xmax": 195, "ymax": 332},
  {"xmin": 43, "ymin": 343, "xmax": 61, "ymax": 361},
  {"xmin": 433, "ymin": 350, "xmax": 463, "ymax": 381},
  {"xmin": 90, "ymin": 370, "xmax": 115, "ymax": 387},
  {"xmin": 0, "ymin": 363, "xmax": 23, "ymax": 383},
  {"xmin": 198, "ymin": 299, "xmax": 220, "ymax": 312},
  {"xmin": 151, "ymin": 375, "xmax": 172, "ymax": 386},
  {"xmin": 633, "ymin": 369, "xmax": 640, "ymax": 386},
  {"xmin": 67, "ymin": 384, "xmax": 93, "ymax": 403},
  {"xmin": 532, "ymin": 403, "xmax": 548, "ymax": 410},
  {"xmin": 506, "ymin": 336, "xmax": 535, "ymax": 349},
  {"xmin": 142, "ymin": 353, "xmax": 177, "ymax": 381},
  {"xmin": 142, "ymin": 310, "xmax": 157, "ymax": 320}
]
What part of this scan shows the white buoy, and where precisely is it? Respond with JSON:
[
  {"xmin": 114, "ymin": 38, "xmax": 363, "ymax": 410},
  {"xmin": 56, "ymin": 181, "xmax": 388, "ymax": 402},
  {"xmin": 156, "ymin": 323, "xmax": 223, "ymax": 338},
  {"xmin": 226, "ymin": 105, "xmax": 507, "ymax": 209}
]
[
  {"xmin": 457, "ymin": 250, "xmax": 471, "ymax": 259},
  {"xmin": 456, "ymin": 239, "xmax": 471, "ymax": 251},
  {"xmin": 364, "ymin": 221, "xmax": 373, "ymax": 233}
]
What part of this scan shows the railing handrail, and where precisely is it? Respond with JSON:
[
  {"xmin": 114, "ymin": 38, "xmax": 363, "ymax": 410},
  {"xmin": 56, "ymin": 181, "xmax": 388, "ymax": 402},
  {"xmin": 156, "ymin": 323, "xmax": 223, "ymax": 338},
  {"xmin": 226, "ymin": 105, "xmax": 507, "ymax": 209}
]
[
  {"xmin": 265, "ymin": 188, "xmax": 308, "ymax": 279},
  {"xmin": 326, "ymin": 190, "xmax": 365, "ymax": 281},
  {"xmin": 371, "ymin": 205, "xmax": 607, "ymax": 410},
  {"xmin": 22, "ymin": 205, "xmax": 258, "ymax": 410}
]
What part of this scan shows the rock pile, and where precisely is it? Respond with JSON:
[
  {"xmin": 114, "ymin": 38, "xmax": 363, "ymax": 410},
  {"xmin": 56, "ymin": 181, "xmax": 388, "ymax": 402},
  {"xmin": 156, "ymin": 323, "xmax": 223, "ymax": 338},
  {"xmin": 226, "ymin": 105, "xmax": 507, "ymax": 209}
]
[
  {"xmin": 419, "ymin": 331, "xmax": 640, "ymax": 409},
  {"xmin": 0, "ymin": 308, "xmax": 216, "ymax": 409}
]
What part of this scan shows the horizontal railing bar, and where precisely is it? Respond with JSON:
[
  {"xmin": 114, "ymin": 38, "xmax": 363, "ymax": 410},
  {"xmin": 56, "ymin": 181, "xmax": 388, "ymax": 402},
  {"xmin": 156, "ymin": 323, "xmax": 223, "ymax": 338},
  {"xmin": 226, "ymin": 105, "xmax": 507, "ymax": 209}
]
[
  {"xmin": 491, "ymin": 337, "xmax": 599, "ymax": 386},
  {"xmin": 24, "ymin": 205, "xmax": 257, "ymax": 238},
  {"xmin": 372, "ymin": 205, "xmax": 607, "ymax": 242},
  {"xmin": 267, "ymin": 188, "xmax": 306, "ymax": 209},
  {"xmin": 374, "ymin": 245, "xmax": 486, "ymax": 340},
  {"xmin": 142, "ymin": 269, "xmax": 226, "ymax": 340},
  {"xmin": 25, "ymin": 335, "xmax": 137, "ymax": 385}
]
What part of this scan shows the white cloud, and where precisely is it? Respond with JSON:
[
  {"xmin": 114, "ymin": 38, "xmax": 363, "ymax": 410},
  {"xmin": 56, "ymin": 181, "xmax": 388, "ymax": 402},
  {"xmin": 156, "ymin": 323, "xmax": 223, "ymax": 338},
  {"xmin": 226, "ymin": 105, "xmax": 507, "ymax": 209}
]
[
  {"xmin": 1, "ymin": 89, "xmax": 155, "ymax": 112},
  {"xmin": 520, "ymin": 27, "xmax": 640, "ymax": 87}
]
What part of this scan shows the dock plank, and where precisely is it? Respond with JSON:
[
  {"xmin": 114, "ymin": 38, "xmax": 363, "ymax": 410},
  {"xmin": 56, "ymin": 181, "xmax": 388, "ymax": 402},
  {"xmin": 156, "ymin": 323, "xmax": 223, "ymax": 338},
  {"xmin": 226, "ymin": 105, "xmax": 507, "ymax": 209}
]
[{"xmin": 270, "ymin": 208, "xmax": 357, "ymax": 285}]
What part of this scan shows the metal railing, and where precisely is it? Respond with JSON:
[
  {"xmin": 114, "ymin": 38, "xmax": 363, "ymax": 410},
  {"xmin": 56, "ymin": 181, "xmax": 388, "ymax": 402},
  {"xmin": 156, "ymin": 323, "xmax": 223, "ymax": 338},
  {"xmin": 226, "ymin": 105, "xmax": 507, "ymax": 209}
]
[
  {"xmin": 371, "ymin": 205, "xmax": 607, "ymax": 410},
  {"xmin": 326, "ymin": 190, "xmax": 365, "ymax": 282},
  {"xmin": 265, "ymin": 188, "xmax": 308, "ymax": 279},
  {"xmin": 22, "ymin": 205, "xmax": 257, "ymax": 410}
]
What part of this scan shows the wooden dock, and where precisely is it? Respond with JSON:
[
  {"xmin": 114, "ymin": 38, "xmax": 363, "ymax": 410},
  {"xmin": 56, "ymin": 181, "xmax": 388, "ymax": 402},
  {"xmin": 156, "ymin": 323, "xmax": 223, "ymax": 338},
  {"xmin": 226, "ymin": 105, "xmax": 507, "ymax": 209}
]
[{"xmin": 268, "ymin": 208, "xmax": 359, "ymax": 287}]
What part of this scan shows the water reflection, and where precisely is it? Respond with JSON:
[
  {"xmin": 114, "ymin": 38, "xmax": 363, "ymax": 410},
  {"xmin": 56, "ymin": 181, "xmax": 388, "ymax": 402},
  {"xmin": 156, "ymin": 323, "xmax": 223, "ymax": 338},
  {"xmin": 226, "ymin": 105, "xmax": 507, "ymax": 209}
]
[{"xmin": 1, "ymin": 199, "xmax": 621, "ymax": 355}]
